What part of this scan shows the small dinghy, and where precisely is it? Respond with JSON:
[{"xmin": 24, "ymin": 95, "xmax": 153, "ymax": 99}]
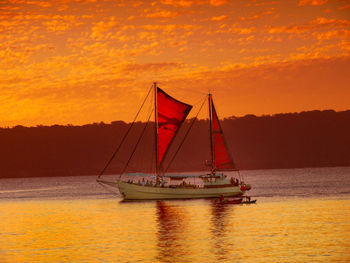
[{"xmin": 241, "ymin": 196, "xmax": 257, "ymax": 204}]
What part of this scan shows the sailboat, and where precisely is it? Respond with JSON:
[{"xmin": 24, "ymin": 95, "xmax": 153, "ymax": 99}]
[{"xmin": 97, "ymin": 83, "xmax": 251, "ymax": 200}]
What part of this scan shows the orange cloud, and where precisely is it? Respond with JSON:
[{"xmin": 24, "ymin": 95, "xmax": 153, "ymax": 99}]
[
  {"xmin": 311, "ymin": 17, "xmax": 350, "ymax": 27},
  {"xmin": 25, "ymin": 1, "xmax": 52, "ymax": 8},
  {"xmin": 253, "ymin": 1, "xmax": 279, "ymax": 7},
  {"xmin": 122, "ymin": 62, "xmax": 184, "ymax": 72},
  {"xmin": 268, "ymin": 17, "xmax": 350, "ymax": 34},
  {"xmin": 339, "ymin": 4, "xmax": 350, "ymax": 10},
  {"xmin": 43, "ymin": 15, "xmax": 80, "ymax": 32},
  {"xmin": 210, "ymin": 0, "xmax": 228, "ymax": 6},
  {"xmin": 313, "ymin": 29, "xmax": 350, "ymax": 40},
  {"xmin": 91, "ymin": 17, "xmax": 118, "ymax": 39},
  {"xmin": 298, "ymin": 0, "xmax": 328, "ymax": 6},
  {"xmin": 239, "ymin": 8, "xmax": 276, "ymax": 21},
  {"xmin": 159, "ymin": 0, "xmax": 195, "ymax": 7},
  {"xmin": 145, "ymin": 9, "xmax": 181, "ymax": 18},
  {"xmin": 211, "ymin": 15, "xmax": 227, "ymax": 21},
  {"xmin": 232, "ymin": 26, "xmax": 255, "ymax": 34}
]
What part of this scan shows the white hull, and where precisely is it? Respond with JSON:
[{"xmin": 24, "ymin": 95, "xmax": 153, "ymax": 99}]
[{"xmin": 117, "ymin": 181, "xmax": 245, "ymax": 200}]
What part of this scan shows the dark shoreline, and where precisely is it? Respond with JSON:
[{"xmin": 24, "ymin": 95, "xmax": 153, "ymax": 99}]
[{"xmin": 1, "ymin": 109, "xmax": 350, "ymax": 179}]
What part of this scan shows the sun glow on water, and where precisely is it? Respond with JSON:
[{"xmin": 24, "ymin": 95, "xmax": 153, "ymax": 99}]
[{"xmin": 0, "ymin": 167, "xmax": 349, "ymax": 262}]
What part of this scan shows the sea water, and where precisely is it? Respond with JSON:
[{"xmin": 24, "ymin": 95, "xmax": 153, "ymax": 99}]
[{"xmin": 0, "ymin": 167, "xmax": 349, "ymax": 263}]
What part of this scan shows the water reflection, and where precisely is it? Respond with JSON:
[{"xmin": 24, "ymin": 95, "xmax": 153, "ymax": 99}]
[
  {"xmin": 210, "ymin": 201, "xmax": 234, "ymax": 262},
  {"xmin": 156, "ymin": 201, "xmax": 191, "ymax": 263}
]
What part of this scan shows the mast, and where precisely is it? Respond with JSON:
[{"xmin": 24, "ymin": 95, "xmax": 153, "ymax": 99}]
[
  {"xmin": 154, "ymin": 82, "xmax": 159, "ymax": 176},
  {"xmin": 208, "ymin": 93, "xmax": 214, "ymax": 173}
]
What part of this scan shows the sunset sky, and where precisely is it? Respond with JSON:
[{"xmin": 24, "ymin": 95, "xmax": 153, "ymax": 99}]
[{"xmin": 1, "ymin": 0, "xmax": 349, "ymax": 127}]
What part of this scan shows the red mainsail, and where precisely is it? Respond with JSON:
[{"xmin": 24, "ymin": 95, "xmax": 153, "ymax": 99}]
[
  {"xmin": 210, "ymin": 98, "xmax": 236, "ymax": 171},
  {"xmin": 157, "ymin": 88, "xmax": 192, "ymax": 170}
]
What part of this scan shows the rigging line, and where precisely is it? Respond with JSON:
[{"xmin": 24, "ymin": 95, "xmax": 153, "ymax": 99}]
[
  {"xmin": 119, "ymin": 108, "xmax": 153, "ymax": 177},
  {"xmin": 237, "ymin": 170, "xmax": 243, "ymax": 182},
  {"xmin": 97, "ymin": 181, "xmax": 119, "ymax": 195},
  {"xmin": 118, "ymin": 99, "xmax": 154, "ymax": 180},
  {"xmin": 188, "ymin": 97, "xmax": 207, "ymax": 108},
  {"xmin": 238, "ymin": 170, "xmax": 242, "ymax": 181},
  {"xmin": 136, "ymin": 100, "xmax": 154, "ymax": 173},
  {"xmin": 98, "ymin": 85, "xmax": 153, "ymax": 178},
  {"xmin": 185, "ymin": 97, "xmax": 208, "ymax": 120},
  {"xmin": 150, "ymin": 128, "xmax": 155, "ymax": 174},
  {"xmin": 164, "ymin": 96, "xmax": 207, "ymax": 173}
]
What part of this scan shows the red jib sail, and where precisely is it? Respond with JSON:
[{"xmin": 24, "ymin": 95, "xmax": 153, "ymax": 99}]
[
  {"xmin": 211, "ymin": 98, "xmax": 236, "ymax": 170},
  {"xmin": 157, "ymin": 88, "xmax": 192, "ymax": 170}
]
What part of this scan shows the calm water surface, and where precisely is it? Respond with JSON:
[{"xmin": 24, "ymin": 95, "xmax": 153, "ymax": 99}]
[{"xmin": 1, "ymin": 167, "xmax": 349, "ymax": 262}]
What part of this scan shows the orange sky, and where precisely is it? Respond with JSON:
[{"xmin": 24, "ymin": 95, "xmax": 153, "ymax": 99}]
[{"xmin": 1, "ymin": 0, "xmax": 349, "ymax": 127}]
